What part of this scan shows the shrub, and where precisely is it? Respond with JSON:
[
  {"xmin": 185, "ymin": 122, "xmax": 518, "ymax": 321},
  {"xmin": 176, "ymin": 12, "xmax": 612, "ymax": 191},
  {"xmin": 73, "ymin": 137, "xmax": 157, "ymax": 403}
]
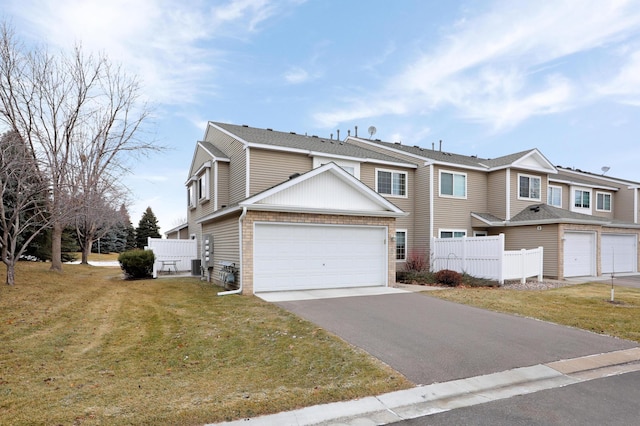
[
  {"xmin": 404, "ymin": 250, "xmax": 428, "ymax": 272},
  {"xmin": 118, "ymin": 250, "xmax": 155, "ymax": 279},
  {"xmin": 434, "ymin": 269, "xmax": 462, "ymax": 287},
  {"xmin": 461, "ymin": 273, "xmax": 500, "ymax": 287}
]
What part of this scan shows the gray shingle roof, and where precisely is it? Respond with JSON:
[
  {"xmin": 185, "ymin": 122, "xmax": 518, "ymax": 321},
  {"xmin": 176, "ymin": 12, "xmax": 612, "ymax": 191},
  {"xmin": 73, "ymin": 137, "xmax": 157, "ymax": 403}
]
[
  {"xmin": 509, "ymin": 204, "xmax": 610, "ymax": 224},
  {"xmin": 199, "ymin": 141, "xmax": 229, "ymax": 159},
  {"xmin": 211, "ymin": 122, "xmax": 416, "ymax": 165},
  {"xmin": 354, "ymin": 137, "xmax": 542, "ymax": 170}
]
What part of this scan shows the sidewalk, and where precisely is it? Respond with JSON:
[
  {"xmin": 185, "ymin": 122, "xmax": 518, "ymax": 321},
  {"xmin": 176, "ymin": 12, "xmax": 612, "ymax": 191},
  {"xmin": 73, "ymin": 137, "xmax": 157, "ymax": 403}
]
[{"xmin": 210, "ymin": 347, "xmax": 640, "ymax": 426}]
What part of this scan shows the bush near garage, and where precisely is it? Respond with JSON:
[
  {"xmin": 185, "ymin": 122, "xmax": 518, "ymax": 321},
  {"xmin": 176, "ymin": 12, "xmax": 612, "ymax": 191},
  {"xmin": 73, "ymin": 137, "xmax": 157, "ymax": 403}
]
[{"xmin": 118, "ymin": 249, "xmax": 155, "ymax": 279}]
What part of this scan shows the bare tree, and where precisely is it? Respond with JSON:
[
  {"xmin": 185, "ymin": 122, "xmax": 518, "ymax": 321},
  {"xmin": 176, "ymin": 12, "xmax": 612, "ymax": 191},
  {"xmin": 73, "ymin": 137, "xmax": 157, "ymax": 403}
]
[
  {"xmin": 0, "ymin": 131, "xmax": 51, "ymax": 285},
  {"xmin": 0, "ymin": 22, "xmax": 157, "ymax": 272}
]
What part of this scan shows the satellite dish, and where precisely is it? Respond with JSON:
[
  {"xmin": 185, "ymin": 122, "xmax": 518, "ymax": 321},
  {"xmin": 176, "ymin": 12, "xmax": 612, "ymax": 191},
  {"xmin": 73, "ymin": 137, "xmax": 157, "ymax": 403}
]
[
  {"xmin": 368, "ymin": 126, "xmax": 377, "ymax": 138},
  {"xmin": 601, "ymin": 166, "xmax": 610, "ymax": 175}
]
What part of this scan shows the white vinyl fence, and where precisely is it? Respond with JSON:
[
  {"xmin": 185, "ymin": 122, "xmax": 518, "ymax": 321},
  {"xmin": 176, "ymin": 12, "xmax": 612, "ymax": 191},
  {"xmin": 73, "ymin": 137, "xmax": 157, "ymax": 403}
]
[
  {"xmin": 146, "ymin": 238, "xmax": 198, "ymax": 278},
  {"xmin": 431, "ymin": 234, "xmax": 543, "ymax": 284}
]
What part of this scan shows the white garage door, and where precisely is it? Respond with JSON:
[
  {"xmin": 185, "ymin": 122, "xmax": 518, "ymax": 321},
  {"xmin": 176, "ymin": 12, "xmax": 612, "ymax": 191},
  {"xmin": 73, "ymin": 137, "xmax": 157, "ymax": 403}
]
[
  {"xmin": 564, "ymin": 232, "xmax": 595, "ymax": 277},
  {"xmin": 602, "ymin": 234, "xmax": 637, "ymax": 274},
  {"xmin": 253, "ymin": 223, "xmax": 387, "ymax": 292}
]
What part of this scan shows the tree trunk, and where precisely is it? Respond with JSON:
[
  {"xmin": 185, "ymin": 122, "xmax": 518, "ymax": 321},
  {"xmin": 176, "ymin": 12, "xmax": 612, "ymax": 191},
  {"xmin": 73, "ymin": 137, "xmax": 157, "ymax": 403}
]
[
  {"xmin": 6, "ymin": 262, "xmax": 15, "ymax": 285},
  {"xmin": 81, "ymin": 240, "xmax": 91, "ymax": 265},
  {"xmin": 50, "ymin": 221, "xmax": 63, "ymax": 272}
]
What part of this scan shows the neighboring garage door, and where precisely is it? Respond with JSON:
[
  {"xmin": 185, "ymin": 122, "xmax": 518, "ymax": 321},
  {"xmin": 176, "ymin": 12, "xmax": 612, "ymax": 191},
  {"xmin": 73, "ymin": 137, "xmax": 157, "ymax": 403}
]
[
  {"xmin": 253, "ymin": 223, "xmax": 387, "ymax": 292},
  {"xmin": 602, "ymin": 234, "xmax": 637, "ymax": 274},
  {"xmin": 564, "ymin": 231, "xmax": 595, "ymax": 277}
]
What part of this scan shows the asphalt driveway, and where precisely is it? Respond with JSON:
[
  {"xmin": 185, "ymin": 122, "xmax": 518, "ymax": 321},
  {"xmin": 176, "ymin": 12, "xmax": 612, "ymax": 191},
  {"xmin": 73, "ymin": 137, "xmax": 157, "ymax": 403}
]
[{"xmin": 277, "ymin": 292, "xmax": 637, "ymax": 385}]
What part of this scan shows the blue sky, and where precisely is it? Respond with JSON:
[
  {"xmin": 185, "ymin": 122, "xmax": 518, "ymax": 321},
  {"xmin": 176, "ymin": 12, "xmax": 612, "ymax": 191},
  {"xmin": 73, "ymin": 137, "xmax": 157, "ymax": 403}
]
[{"xmin": 5, "ymin": 0, "xmax": 640, "ymax": 233}]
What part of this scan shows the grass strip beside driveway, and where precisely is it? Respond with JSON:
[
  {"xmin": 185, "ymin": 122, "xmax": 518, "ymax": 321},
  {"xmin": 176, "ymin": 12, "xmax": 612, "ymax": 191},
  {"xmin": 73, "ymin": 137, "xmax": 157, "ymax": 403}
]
[
  {"xmin": 0, "ymin": 263, "xmax": 410, "ymax": 425},
  {"xmin": 429, "ymin": 283, "xmax": 640, "ymax": 343}
]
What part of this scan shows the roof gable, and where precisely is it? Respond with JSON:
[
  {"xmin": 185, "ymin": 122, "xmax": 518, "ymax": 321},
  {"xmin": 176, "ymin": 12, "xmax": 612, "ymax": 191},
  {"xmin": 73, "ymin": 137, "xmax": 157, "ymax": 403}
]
[{"xmin": 240, "ymin": 163, "xmax": 406, "ymax": 217}]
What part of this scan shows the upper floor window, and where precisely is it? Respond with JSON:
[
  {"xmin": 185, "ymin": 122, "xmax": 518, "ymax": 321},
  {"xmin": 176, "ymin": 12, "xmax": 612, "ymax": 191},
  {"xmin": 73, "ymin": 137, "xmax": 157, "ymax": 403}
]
[
  {"xmin": 376, "ymin": 169, "xmax": 407, "ymax": 197},
  {"xmin": 596, "ymin": 192, "xmax": 611, "ymax": 212},
  {"xmin": 440, "ymin": 171, "xmax": 466, "ymax": 198},
  {"xmin": 547, "ymin": 185, "xmax": 562, "ymax": 207},
  {"xmin": 198, "ymin": 174, "xmax": 207, "ymax": 200},
  {"xmin": 188, "ymin": 184, "xmax": 196, "ymax": 208},
  {"xmin": 518, "ymin": 174, "xmax": 541, "ymax": 200},
  {"xmin": 395, "ymin": 230, "xmax": 407, "ymax": 261},
  {"xmin": 574, "ymin": 189, "xmax": 590, "ymax": 209},
  {"xmin": 440, "ymin": 230, "xmax": 466, "ymax": 238}
]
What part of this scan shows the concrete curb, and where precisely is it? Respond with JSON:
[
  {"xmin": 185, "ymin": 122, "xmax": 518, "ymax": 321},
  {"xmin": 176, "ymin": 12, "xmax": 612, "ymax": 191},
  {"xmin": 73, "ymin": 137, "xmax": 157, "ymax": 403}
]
[{"xmin": 211, "ymin": 348, "xmax": 640, "ymax": 426}]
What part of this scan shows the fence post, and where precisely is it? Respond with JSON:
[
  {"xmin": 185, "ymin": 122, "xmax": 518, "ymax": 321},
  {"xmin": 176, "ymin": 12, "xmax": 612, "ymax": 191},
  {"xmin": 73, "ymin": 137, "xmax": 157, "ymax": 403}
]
[
  {"xmin": 462, "ymin": 236, "xmax": 467, "ymax": 273},
  {"xmin": 538, "ymin": 246, "xmax": 544, "ymax": 282},
  {"xmin": 520, "ymin": 248, "xmax": 526, "ymax": 284},
  {"xmin": 498, "ymin": 234, "xmax": 505, "ymax": 285}
]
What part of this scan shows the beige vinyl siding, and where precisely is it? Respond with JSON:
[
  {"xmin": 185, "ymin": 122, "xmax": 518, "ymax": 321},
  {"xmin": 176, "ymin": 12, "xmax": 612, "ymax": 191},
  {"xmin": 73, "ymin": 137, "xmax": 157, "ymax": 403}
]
[
  {"xmin": 190, "ymin": 145, "xmax": 213, "ymax": 175},
  {"xmin": 615, "ymin": 187, "xmax": 637, "ymax": 223},
  {"xmin": 217, "ymin": 162, "xmax": 230, "ymax": 209},
  {"xmin": 413, "ymin": 166, "xmax": 431, "ymax": 255},
  {"xmin": 205, "ymin": 128, "xmax": 247, "ymax": 204},
  {"xmin": 433, "ymin": 166, "xmax": 487, "ymax": 236},
  {"xmin": 487, "ymin": 169, "xmax": 507, "ymax": 219},
  {"xmin": 249, "ymin": 148, "xmax": 312, "ymax": 196},
  {"xmin": 360, "ymin": 163, "xmax": 414, "ymax": 242},
  {"xmin": 501, "ymin": 224, "xmax": 559, "ymax": 278},
  {"xmin": 202, "ymin": 214, "xmax": 240, "ymax": 287},
  {"xmin": 511, "ymin": 171, "xmax": 547, "ymax": 217}
]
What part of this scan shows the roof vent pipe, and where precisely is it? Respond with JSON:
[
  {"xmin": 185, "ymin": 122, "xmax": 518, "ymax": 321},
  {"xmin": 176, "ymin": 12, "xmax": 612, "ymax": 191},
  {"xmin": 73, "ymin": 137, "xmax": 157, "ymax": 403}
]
[
  {"xmin": 439, "ymin": 140, "xmax": 442, "ymax": 151},
  {"xmin": 330, "ymin": 133, "xmax": 333, "ymax": 140},
  {"xmin": 355, "ymin": 125, "xmax": 358, "ymax": 137},
  {"xmin": 432, "ymin": 142, "xmax": 435, "ymax": 150},
  {"xmin": 348, "ymin": 129, "xmax": 351, "ymax": 137},
  {"xmin": 337, "ymin": 129, "xmax": 340, "ymax": 140}
]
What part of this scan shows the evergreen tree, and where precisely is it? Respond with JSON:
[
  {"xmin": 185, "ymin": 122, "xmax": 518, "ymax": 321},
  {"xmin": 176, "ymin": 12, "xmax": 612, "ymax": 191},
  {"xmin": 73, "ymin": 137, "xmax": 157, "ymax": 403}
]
[{"xmin": 135, "ymin": 207, "xmax": 161, "ymax": 249}]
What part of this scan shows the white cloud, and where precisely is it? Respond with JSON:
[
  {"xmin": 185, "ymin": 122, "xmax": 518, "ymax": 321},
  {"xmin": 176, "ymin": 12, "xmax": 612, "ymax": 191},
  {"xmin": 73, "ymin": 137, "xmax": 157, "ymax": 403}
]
[
  {"xmin": 284, "ymin": 67, "xmax": 310, "ymax": 84},
  {"xmin": 7, "ymin": 0, "xmax": 298, "ymax": 105},
  {"xmin": 315, "ymin": 0, "xmax": 640, "ymax": 131}
]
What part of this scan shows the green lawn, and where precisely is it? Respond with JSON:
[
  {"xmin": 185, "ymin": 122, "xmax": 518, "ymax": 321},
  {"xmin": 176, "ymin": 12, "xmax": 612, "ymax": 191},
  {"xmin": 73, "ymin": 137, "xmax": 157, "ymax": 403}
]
[
  {"xmin": 429, "ymin": 283, "xmax": 640, "ymax": 343},
  {"xmin": 0, "ymin": 262, "xmax": 411, "ymax": 425}
]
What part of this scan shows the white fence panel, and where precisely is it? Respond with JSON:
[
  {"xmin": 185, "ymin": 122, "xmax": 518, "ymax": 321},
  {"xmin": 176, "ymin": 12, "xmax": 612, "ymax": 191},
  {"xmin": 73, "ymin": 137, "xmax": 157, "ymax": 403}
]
[
  {"xmin": 503, "ymin": 247, "xmax": 544, "ymax": 283},
  {"xmin": 147, "ymin": 238, "xmax": 198, "ymax": 278},
  {"xmin": 431, "ymin": 234, "xmax": 543, "ymax": 284},
  {"xmin": 432, "ymin": 235, "xmax": 504, "ymax": 280}
]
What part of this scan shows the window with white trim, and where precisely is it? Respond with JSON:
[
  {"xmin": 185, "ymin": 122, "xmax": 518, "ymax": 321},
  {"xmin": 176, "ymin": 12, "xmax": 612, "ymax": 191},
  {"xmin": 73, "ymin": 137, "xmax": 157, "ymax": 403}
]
[
  {"xmin": 440, "ymin": 170, "xmax": 466, "ymax": 198},
  {"xmin": 197, "ymin": 168, "xmax": 210, "ymax": 202},
  {"xmin": 547, "ymin": 185, "xmax": 562, "ymax": 207},
  {"xmin": 439, "ymin": 230, "xmax": 466, "ymax": 238},
  {"xmin": 395, "ymin": 230, "xmax": 407, "ymax": 261},
  {"xmin": 187, "ymin": 183, "xmax": 196, "ymax": 208},
  {"xmin": 376, "ymin": 169, "xmax": 407, "ymax": 197},
  {"xmin": 574, "ymin": 189, "xmax": 590, "ymax": 208},
  {"xmin": 518, "ymin": 174, "xmax": 541, "ymax": 200},
  {"xmin": 596, "ymin": 192, "xmax": 611, "ymax": 212}
]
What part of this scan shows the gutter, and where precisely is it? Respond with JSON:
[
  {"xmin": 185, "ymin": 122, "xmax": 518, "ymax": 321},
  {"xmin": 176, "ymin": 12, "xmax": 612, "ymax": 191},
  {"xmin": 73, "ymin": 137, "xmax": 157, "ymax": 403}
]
[{"xmin": 218, "ymin": 206, "xmax": 247, "ymax": 296}]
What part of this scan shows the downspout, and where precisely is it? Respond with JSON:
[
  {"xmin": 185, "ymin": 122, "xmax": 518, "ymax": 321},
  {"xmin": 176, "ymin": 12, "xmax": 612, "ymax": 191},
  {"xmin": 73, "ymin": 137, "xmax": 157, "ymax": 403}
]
[
  {"xmin": 218, "ymin": 206, "xmax": 247, "ymax": 296},
  {"xmin": 429, "ymin": 163, "xmax": 434, "ymax": 260}
]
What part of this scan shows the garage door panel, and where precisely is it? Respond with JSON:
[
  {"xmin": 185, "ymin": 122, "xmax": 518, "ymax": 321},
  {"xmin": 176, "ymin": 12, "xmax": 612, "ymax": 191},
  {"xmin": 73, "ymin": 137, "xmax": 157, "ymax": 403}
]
[
  {"xmin": 564, "ymin": 232, "xmax": 595, "ymax": 277},
  {"xmin": 254, "ymin": 223, "xmax": 387, "ymax": 292},
  {"xmin": 602, "ymin": 234, "xmax": 637, "ymax": 274}
]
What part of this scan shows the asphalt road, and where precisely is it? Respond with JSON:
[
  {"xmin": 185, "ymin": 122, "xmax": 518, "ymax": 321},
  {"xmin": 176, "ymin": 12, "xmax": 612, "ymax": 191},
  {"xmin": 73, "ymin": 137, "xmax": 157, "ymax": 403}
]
[
  {"xmin": 394, "ymin": 370, "xmax": 640, "ymax": 425},
  {"xmin": 277, "ymin": 293, "xmax": 637, "ymax": 385}
]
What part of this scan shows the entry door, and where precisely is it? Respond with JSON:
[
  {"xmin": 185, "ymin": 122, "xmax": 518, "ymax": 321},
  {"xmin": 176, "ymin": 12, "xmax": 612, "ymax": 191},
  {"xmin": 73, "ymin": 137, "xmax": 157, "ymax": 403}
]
[{"xmin": 253, "ymin": 223, "xmax": 387, "ymax": 292}]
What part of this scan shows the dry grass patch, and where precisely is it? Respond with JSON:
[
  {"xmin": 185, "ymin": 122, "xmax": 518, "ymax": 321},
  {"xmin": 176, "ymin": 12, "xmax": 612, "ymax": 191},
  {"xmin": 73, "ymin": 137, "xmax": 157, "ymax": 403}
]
[
  {"xmin": 0, "ymin": 262, "xmax": 411, "ymax": 425},
  {"xmin": 429, "ymin": 283, "xmax": 640, "ymax": 343}
]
